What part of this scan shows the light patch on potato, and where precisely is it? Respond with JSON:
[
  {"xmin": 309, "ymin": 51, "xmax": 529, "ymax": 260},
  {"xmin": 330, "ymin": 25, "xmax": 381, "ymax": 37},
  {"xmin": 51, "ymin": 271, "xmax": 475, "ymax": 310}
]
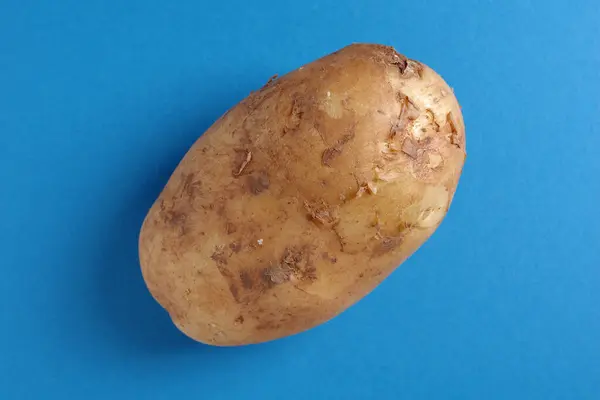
[
  {"xmin": 320, "ymin": 91, "xmax": 346, "ymax": 119},
  {"xmin": 416, "ymin": 185, "xmax": 450, "ymax": 228}
]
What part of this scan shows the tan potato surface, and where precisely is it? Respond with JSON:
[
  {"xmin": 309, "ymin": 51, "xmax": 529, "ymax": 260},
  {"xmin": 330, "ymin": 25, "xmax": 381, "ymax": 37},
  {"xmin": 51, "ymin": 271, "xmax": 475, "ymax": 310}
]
[{"xmin": 139, "ymin": 43, "xmax": 466, "ymax": 346}]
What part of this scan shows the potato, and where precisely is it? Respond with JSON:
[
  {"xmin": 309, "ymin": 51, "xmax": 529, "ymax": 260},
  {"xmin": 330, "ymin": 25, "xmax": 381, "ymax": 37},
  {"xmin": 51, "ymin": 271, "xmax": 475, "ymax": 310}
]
[{"xmin": 139, "ymin": 43, "xmax": 466, "ymax": 346}]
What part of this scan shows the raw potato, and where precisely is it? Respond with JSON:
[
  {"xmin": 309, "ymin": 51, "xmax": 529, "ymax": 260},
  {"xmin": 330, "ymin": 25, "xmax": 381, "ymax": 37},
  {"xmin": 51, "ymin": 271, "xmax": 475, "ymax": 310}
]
[{"xmin": 139, "ymin": 43, "xmax": 466, "ymax": 346}]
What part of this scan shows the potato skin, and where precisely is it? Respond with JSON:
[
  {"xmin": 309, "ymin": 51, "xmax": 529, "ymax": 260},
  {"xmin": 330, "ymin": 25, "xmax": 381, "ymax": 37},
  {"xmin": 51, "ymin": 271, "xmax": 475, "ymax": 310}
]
[{"xmin": 139, "ymin": 43, "xmax": 466, "ymax": 346}]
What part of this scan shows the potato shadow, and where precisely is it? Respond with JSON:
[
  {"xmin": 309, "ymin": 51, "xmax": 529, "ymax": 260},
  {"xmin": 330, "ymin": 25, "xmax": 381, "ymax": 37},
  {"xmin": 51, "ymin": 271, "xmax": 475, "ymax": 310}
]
[
  {"xmin": 94, "ymin": 171, "xmax": 196, "ymax": 356},
  {"xmin": 90, "ymin": 75, "xmax": 267, "ymax": 358}
]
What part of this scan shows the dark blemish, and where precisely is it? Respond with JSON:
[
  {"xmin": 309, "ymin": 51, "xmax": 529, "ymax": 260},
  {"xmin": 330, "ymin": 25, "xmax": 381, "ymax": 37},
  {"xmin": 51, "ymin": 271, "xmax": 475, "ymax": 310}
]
[
  {"xmin": 393, "ymin": 55, "xmax": 424, "ymax": 79},
  {"xmin": 444, "ymin": 112, "xmax": 462, "ymax": 148},
  {"xmin": 247, "ymin": 172, "xmax": 270, "ymax": 195},
  {"xmin": 200, "ymin": 232, "xmax": 206, "ymax": 236},
  {"xmin": 215, "ymin": 263, "xmax": 231, "ymax": 278},
  {"xmin": 421, "ymin": 136, "xmax": 433, "ymax": 146},
  {"xmin": 234, "ymin": 315, "xmax": 245, "ymax": 324},
  {"xmin": 322, "ymin": 147, "xmax": 342, "ymax": 166},
  {"xmin": 226, "ymin": 222, "xmax": 237, "ymax": 234},
  {"xmin": 256, "ymin": 320, "xmax": 281, "ymax": 331},
  {"xmin": 359, "ymin": 273, "xmax": 365, "ymax": 278},
  {"xmin": 229, "ymin": 241, "xmax": 242, "ymax": 253},
  {"xmin": 211, "ymin": 247, "xmax": 228, "ymax": 266},
  {"xmin": 341, "ymin": 98, "xmax": 351, "ymax": 110},
  {"xmin": 240, "ymin": 271, "xmax": 254, "ymax": 289},
  {"xmin": 321, "ymin": 252, "xmax": 337, "ymax": 263},
  {"xmin": 321, "ymin": 131, "xmax": 355, "ymax": 167},
  {"xmin": 216, "ymin": 201, "xmax": 226, "ymax": 217},
  {"xmin": 163, "ymin": 210, "xmax": 187, "ymax": 235},
  {"xmin": 159, "ymin": 200, "xmax": 166, "ymax": 211},
  {"xmin": 304, "ymin": 266, "xmax": 317, "ymax": 280},
  {"xmin": 372, "ymin": 236, "xmax": 403, "ymax": 257},
  {"xmin": 339, "ymin": 133, "xmax": 354, "ymax": 146},
  {"xmin": 390, "ymin": 53, "xmax": 409, "ymax": 73},
  {"xmin": 182, "ymin": 173, "xmax": 202, "ymax": 198},
  {"xmin": 282, "ymin": 96, "xmax": 304, "ymax": 136},
  {"xmin": 313, "ymin": 120, "xmax": 322, "ymax": 133},
  {"xmin": 304, "ymin": 200, "xmax": 339, "ymax": 227},
  {"xmin": 202, "ymin": 147, "xmax": 208, "ymax": 153},
  {"xmin": 260, "ymin": 267, "xmax": 277, "ymax": 288},
  {"xmin": 215, "ymin": 263, "xmax": 241, "ymax": 302},
  {"xmin": 282, "ymin": 246, "xmax": 317, "ymax": 281},
  {"xmin": 377, "ymin": 109, "xmax": 385, "ymax": 114},
  {"xmin": 401, "ymin": 138, "xmax": 419, "ymax": 159},
  {"xmin": 229, "ymin": 284, "xmax": 240, "ymax": 302},
  {"xmin": 261, "ymin": 74, "xmax": 279, "ymax": 89},
  {"xmin": 239, "ymin": 130, "xmax": 253, "ymax": 146}
]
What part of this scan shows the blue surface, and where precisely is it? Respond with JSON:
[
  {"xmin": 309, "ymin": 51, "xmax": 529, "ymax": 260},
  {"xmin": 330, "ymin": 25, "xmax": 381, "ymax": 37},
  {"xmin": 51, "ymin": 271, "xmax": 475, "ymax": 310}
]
[{"xmin": 1, "ymin": 1, "xmax": 599, "ymax": 399}]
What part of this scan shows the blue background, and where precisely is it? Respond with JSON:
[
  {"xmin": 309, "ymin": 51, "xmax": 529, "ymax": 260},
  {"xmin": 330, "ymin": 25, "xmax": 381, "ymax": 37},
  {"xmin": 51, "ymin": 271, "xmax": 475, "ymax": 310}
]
[{"xmin": 1, "ymin": 1, "xmax": 599, "ymax": 399}]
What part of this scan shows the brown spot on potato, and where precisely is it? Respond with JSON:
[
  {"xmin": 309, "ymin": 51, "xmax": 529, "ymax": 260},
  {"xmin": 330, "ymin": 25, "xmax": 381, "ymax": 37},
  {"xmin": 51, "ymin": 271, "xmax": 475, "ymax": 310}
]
[
  {"xmin": 401, "ymin": 138, "xmax": 419, "ymax": 158},
  {"xmin": 304, "ymin": 200, "xmax": 339, "ymax": 227},
  {"xmin": 259, "ymin": 267, "xmax": 276, "ymax": 288},
  {"xmin": 215, "ymin": 201, "xmax": 227, "ymax": 217},
  {"xmin": 181, "ymin": 173, "xmax": 202, "ymax": 198},
  {"xmin": 372, "ymin": 236, "xmax": 403, "ymax": 257},
  {"xmin": 394, "ymin": 57, "xmax": 424, "ymax": 79},
  {"xmin": 259, "ymin": 246, "xmax": 318, "ymax": 288},
  {"xmin": 321, "ymin": 147, "xmax": 341, "ymax": 166},
  {"xmin": 240, "ymin": 271, "xmax": 254, "ymax": 289},
  {"xmin": 442, "ymin": 112, "xmax": 462, "ymax": 148},
  {"xmin": 321, "ymin": 251, "xmax": 337, "ymax": 263},
  {"xmin": 256, "ymin": 320, "xmax": 281, "ymax": 331},
  {"xmin": 304, "ymin": 266, "xmax": 317, "ymax": 280},
  {"xmin": 321, "ymin": 131, "xmax": 355, "ymax": 167},
  {"xmin": 162, "ymin": 209, "xmax": 187, "ymax": 235},
  {"xmin": 247, "ymin": 172, "xmax": 270, "ymax": 195},
  {"xmin": 226, "ymin": 222, "xmax": 237, "ymax": 234},
  {"xmin": 261, "ymin": 74, "xmax": 279, "ymax": 89},
  {"xmin": 228, "ymin": 284, "xmax": 240, "ymax": 303},
  {"xmin": 282, "ymin": 96, "xmax": 304, "ymax": 135},
  {"xmin": 282, "ymin": 246, "xmax": 317, "ymax": 281},
  {"xmin": 214, "ymin": 261, "xmax": 243, "ymax": 303},
  {"xmin": 234, "ymin": 315, "xmax": 245, "ymax": 324},
  {"xmin": 211, "ymin": 246, "xmax": 228, "ymax": 266},
  {"xmin": 229, "ymin": 241, "xmax": 242, "ymax": 253}
]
